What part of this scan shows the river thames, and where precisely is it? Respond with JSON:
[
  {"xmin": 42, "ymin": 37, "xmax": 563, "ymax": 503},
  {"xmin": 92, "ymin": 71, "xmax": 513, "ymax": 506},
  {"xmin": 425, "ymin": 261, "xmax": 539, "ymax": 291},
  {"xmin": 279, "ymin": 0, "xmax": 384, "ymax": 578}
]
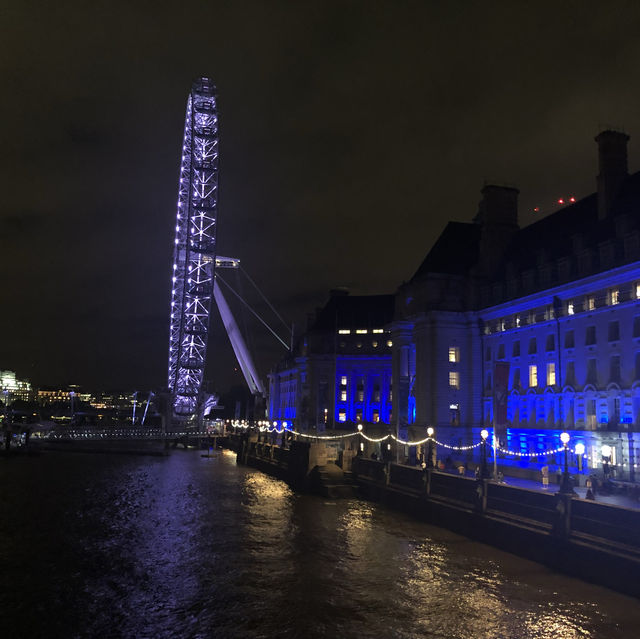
[{"xmin": 1, "ymin": 449, "xmax": 639, "ymax": 638}]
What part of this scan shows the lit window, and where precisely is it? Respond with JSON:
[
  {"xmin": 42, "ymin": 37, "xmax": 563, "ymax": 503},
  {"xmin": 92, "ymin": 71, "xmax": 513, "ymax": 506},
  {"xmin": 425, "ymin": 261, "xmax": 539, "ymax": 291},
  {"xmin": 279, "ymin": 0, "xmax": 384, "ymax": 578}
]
[
  {"xmin": 567, "ymin": 301, "xmax": 574, "ymax": 315},
  {"xmin": 636, "ymin": 283, "xmax": 640, "ymax": 299},
  {"xmin": 372, "ymin": 341, "xmax": 378, "ymax": 348},
  {"xmin": 546, "ymin": 362, "xmax": 556, "ymax": 386},
  {"xmin": 340, "ymin": 376, "xmax": 347, "ymax": 386},
  {"xmin": 356, "ymin": 329, "xmax": 368, "ymax": 334},
  {"xmin": 372, "ymin": 329, "xmax": 384, "ymax": 334},
  {"xmin": 340, "ymin": 390, "xmax": 347, "ymax": 402},
  {"xmin": 338, "ymin": 329, "xmax": 351, "ymax": 335},
  {"xmin": 449, "ymin": 371, "xmax": 460, "ymax": 389},
  {"xmin": 500, "ymin": 319, "xmax": 506, "ymax": 331},
  {"xmin": 528, "ymin": 311, "xmax": 536, "ymax": 324},
  {"xmin": 448, "ymin": 346, "xmax": 460, "ymax": 363},
  {"xmin": 515, "ymin": 314, "xmax": 521, "ymax": 327},
  {"xmin": 387, "ymin": 340, "xmax": 393, "ymax": 347},
  {"xmin": 357, "ymin": 391, "xmax": 364, "ymax": 402},
  {"xmin": 372, "ymin": 411, "xmax": 380, "ymax": 423},
  {"xmin": 338, "ymin": 411, "xmax": 346, "ymax": 422},
  {"xmin": 587, "ymin": 296, "xmax": 596, "ymax": 311},
  {"xmin": 609, "ymin": 288, "xmax": 620, "ymax": 305},
  {"xmin": 529, "ymin": 364, "xmax": 538, "ymax": 388}
]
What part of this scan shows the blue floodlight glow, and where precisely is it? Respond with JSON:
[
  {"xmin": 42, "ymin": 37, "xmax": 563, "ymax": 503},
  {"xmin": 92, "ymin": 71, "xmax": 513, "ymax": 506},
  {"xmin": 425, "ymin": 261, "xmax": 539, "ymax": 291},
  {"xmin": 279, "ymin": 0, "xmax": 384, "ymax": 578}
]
[{"xmin": 167, "ymin": 78, "xmax": 220, "ymax": 420}]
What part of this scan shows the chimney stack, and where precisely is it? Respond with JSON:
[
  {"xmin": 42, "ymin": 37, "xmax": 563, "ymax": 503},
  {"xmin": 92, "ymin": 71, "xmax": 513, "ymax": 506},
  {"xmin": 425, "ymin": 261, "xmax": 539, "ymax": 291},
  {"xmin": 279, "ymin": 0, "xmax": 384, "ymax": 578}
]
[
  {"xmin": 476, "ymin": 184, "xmax": 519, "ymax": 276},
  {"xmin": 595, "ymin": 130, "xmax": 629, "ymax": 219}
]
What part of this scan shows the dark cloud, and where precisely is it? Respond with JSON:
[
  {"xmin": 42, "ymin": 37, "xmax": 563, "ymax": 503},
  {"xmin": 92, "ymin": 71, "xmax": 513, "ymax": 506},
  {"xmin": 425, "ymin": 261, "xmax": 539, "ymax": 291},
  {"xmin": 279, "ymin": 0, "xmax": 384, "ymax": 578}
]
[{"xmin": 2, "ymin": 0, "xmax": 640, "ymax": 390}]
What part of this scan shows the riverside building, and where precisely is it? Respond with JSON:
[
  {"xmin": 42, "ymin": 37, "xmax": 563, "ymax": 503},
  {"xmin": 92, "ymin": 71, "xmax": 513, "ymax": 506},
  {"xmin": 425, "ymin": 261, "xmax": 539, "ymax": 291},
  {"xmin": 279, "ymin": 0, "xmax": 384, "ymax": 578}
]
[{"xmin": 269, "ymin": 131, "xmax": 640, "ymax": 482}]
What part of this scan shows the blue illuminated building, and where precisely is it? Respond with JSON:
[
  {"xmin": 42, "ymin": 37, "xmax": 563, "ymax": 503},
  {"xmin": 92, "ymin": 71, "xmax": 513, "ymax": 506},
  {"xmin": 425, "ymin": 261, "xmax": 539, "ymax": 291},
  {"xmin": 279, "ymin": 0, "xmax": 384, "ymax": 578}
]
[
  {"xmin": 394, "ymin": 130, "xmax": 640, "ymax": 481},
  {"xmin": 269, "ymin": 131, "xmax": 640, "ymax": 482},
  {"xmin": 268, "ymin": 289, "xmax": 394, "ymax": 431}
]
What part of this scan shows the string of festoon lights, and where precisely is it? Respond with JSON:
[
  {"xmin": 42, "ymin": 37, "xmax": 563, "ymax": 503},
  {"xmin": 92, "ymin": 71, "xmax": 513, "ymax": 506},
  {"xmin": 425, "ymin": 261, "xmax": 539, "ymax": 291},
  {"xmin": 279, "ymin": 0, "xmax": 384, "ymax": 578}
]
[{"xmin": 238, "ymin": 420, "xmax": 580, "ymax": 456}]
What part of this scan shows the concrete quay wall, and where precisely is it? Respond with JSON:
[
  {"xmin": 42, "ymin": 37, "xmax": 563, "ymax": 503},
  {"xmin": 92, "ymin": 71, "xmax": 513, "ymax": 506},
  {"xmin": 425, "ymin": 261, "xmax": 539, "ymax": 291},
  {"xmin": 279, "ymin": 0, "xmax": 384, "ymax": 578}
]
[{"xmin": 233, "ymin": 434, "xmax": 640, "ymax": 598}]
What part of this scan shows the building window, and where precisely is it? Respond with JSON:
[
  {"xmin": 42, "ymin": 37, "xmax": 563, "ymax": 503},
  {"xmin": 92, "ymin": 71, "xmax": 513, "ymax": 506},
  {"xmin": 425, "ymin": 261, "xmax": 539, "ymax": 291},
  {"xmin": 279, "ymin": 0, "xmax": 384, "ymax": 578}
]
[
  {"xmin": 356, "ymin": 329, "xmax": 368, "ymax": 334},
  {"xmin": 497, "ymin": 344, "xmax": 505, "ymax": 359},
  {"xmin": 372, "ymin": 410, "xmax": 380, "ymax": 423},
  {"xmin": 586, "ymin": 326, "xmax": 596, "ymax": 345},
  {"xmin": 373, "ymin": 386, "xmax": 381, "ymax": 402},
  {"xmin": 528, "ymin": 338, "xmax": 537, "ymax": 354},
  {"xmin": 340, "ymin": 390, "xmax": 347, "ymax": 402},
  {"xmin": 485, "ymin": 346, "xmax": 491, "ymax": 361},
  {"xmin": 372, "ymin": 341, "xmax": 378, "ymax": 348},
  {"xmin": 512, "ymin": 368, "xmax": 521, "ymax": 389},
  {"xmin": 449, "ymin": 371, "xmax": 460, "ymax": 389},
  {"xmin": 512, "ymin": 341, "xmax": 520, "ymax": 357},
  {"xmin": 608, "ymin": 288, "xmax": 620, "ymax": 305},
  {"xmin": 545, "ymin": 305, "xmax": 554, "ymax": 321},
  {"xmin": 635, "ymin": 283, "xmax": 640, "ymax": 299},
  {"xmin": 515, "ymin": 314, "xmax": 521, "ymax": 327},
  {"xmin": 357, "ymin": 390, "xmax": 364, "ymax": 402},
  {"xmin": 587, "ymin": 296, "xmax": 596, "ymax": 311},
  {"xmin": 528, "ymin": 311, "xmax": 536, "ymax": 325},
  {"xmin": 567, "ymin": 301, "xmax": 575, "ymax": 315},
  {"xmin": 340, "ymin": 376, "xmax": 347, "ymax": 386},
  {"xmin": 566, "ymin": 361, "xmax": 575, "ymax": 386},
  {"xmin": 546, "ymin": 362, "xmax": 556, "ymax": 386},
  {"xmin": 485, "ymin": 372, "xmax": 492, "ymax": 391},
  {"xmin": 610, "ymin": 355, "xmax": 621, "ymax": 384},
  {"xmin": 608, "ymin": 321, "xmax": 620, "ymax": 342},
  {"xmin": 545, "ymin": 334, "xmax": 555, "ymax": 351},
  {"xmin": 386, "ymin": 340, "xmax": 393, "ymax": 347},
  {"xmin": 499, "ymin": 319, "xmax": 506, "ymax": 332},
  {"xmin": 528, "ymin": 365, "xmax": 538, "ymax": 388},
  {"xmin": 372, "ymin": 329, "xmax": 384, "ymax": 334},
  {"xmin": 338, "ymin": 410, "xmax": 346, "ymax": 422},
  {"xmin": 338, "ymin": 329, "xmax": 351, "ymax": 335},
  {"xmin": 586, "ymin": 358, "xmax": 598, "ymax": 385},
  {"xmin": 355, "ymin": 410, "xmax": 363, "ymax": 421},
  {"xmin": 448, "ymin": 346, "xmax": 460, "ymax": 363},
  {"xmin": 564, "ymin": 330, "xmax": 575, "ymax": 348}
]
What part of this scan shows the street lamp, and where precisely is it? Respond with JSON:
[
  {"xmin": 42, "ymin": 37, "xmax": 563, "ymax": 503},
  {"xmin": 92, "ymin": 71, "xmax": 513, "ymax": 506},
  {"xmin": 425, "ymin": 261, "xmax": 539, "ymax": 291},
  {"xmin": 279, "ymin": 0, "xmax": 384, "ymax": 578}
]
[
  {"xmin": 558, "ymin": 431, "xmax": 575, "ymax": 495},
  {"xmin": 574, "ymin": 442, "xmax": 585, "ymax": 474},
  {"xmin": 426, "ymin": 426, "xmax": 434, "ymax": 468},
  {"xmin": 601, "ymin": 444, "xmax": 612, "ymax": 481},
  {"xmin": 480, "ymin": 429, "xmax": 490, "ymax": 479}
]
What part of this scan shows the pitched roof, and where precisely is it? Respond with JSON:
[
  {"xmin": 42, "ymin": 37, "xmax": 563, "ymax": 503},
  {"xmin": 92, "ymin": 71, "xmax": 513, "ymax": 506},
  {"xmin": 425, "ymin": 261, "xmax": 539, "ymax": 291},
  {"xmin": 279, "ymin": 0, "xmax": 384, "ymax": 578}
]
[
  {"xmin": 311, "ymin": 293, "xmax": 395, "ymax": 331},
  {"xmin": 410, "ymin": 221, "xmax": 481, "ymax": 281}
]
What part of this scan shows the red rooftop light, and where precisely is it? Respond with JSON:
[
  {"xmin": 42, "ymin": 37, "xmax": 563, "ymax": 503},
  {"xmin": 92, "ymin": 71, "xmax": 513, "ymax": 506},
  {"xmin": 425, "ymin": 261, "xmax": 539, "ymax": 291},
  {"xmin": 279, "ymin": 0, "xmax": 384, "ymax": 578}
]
[
  {"xmin": 570, "ymin": 197, "xmax": 576, "ymax": 203},
  {"xmin": 558, "ymin": 198, "xmax": 565, "ymax": 205}
]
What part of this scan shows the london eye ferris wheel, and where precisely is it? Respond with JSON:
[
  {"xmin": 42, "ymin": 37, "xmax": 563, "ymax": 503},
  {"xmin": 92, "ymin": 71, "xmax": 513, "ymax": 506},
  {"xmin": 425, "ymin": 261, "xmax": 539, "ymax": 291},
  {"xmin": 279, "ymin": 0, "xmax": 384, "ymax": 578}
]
[{"xmin": 167, "ymin": 78, "xmax": 220, "ymax": 421}]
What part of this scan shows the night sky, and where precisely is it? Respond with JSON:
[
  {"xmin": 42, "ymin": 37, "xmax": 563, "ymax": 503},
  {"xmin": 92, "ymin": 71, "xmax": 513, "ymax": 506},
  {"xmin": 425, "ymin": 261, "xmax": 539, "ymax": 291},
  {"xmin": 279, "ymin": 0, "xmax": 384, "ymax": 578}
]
[{"xmin": 3, "ymin": 1, "xmax": 640, "ymax": 393}]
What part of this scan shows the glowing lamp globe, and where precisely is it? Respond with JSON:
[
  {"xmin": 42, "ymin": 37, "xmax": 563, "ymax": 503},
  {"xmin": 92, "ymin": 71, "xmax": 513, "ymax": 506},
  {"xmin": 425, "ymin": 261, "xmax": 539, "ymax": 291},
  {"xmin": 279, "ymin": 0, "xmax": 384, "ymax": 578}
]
[
  {"xmin": 560, "ymin": 432, "xmax": 570, "ymax": 445},
  {"xmin": 480, "ymin": 429, "xmax": 489, "ymax": 441},
  {"xmin": 357, "ymin": 424, "xmax": 363, "ymax": 432},
  {"xmin": 574, "ymin": 443, "xmax": 585, "ymax": 456},
  {"xmin": 427, "ymin": 427, "xmax": 434, "ymax": 437},
  {"xmin": 601, "ymin": 445, "xmax": 612, "ymax": 457}
]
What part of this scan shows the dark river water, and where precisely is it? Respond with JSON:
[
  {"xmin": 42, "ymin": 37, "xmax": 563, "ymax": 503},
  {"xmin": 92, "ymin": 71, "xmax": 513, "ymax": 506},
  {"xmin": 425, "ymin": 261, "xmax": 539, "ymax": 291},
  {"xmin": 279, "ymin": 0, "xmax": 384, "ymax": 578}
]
[{"xmin": 1, "ymin": 449, "xmax": 639, "ymax": 639}]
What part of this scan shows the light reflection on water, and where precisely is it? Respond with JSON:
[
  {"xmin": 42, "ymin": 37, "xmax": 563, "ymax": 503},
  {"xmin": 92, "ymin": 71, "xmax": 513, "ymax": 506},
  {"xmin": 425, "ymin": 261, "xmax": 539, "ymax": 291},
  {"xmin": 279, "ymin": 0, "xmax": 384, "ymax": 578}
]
[{"xmin": 0, "ymin": 450, "xmax": 638, "ymax": 638}]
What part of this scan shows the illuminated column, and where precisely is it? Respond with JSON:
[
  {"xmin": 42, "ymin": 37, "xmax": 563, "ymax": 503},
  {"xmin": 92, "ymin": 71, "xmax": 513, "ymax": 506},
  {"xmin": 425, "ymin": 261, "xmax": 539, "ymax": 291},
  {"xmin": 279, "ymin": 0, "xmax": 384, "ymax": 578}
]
[{"xmin": 392, "ymin": 321, "xmax": 413, "ymax": 459}]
